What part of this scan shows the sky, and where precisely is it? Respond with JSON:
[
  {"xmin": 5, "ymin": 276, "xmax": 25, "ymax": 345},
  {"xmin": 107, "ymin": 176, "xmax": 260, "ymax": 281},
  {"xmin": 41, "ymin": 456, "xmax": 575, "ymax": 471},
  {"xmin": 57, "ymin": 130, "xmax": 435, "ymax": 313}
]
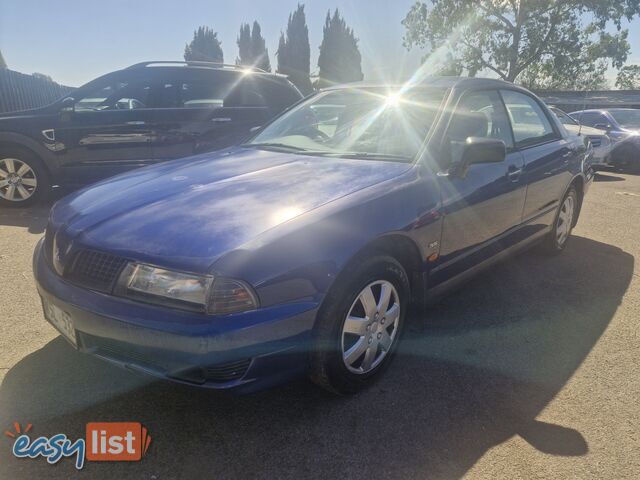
[{"xmin": 1, "ymin": 0, "xmax": 639, "ymax": 88}]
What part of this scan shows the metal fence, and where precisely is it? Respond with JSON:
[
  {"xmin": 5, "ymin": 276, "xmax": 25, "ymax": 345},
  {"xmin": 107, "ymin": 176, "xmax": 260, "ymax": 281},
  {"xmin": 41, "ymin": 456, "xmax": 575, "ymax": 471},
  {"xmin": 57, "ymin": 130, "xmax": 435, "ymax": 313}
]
[
  {"xmin": 0, "ymin": 69, "xmax": 73, "ymax": 113},
  {"xmin": 535, "ymin": 90, "xmax": 640, "ymax": 113}
]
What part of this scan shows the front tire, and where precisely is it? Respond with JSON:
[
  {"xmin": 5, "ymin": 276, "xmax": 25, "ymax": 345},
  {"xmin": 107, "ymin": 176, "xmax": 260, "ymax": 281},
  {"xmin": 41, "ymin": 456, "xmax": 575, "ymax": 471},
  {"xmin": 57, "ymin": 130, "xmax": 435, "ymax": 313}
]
[
  {"xmin": 0, "ymin": 146, "xmax": 50, "ymax": 207},
  {"xmin": 309, "ymin": 255, "xmax": 410, "ymax": 394}
]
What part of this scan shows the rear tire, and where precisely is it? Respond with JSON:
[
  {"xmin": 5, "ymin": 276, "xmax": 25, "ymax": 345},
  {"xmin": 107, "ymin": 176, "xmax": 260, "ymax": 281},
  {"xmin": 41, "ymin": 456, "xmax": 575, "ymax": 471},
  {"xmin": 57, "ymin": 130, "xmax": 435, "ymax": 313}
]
[
  {"xmin": 540, "ymin": 186, "xmax": 578, "ymax": 254},
  {"xmin": 0, "ymin": 146, "xmax": 50, "ymax": 207},
  {"xmin": 309, "ymin": 255, "xmax": 409, "ymax": 395}
]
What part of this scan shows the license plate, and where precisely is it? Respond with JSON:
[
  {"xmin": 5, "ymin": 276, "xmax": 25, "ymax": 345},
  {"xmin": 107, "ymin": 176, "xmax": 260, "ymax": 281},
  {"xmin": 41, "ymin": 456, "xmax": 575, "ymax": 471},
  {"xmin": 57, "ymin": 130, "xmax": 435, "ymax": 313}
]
[{"xmin": 43, "ymin": 298, "xmax": 77, "ymax": 347}]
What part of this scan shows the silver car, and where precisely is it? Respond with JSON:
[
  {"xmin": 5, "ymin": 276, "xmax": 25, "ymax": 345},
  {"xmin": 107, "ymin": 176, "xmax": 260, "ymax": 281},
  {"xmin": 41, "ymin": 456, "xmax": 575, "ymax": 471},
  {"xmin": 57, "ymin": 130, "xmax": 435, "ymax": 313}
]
[{"xmin": 550, "ymin": 107, "xmax": 612, "ymax": 167}]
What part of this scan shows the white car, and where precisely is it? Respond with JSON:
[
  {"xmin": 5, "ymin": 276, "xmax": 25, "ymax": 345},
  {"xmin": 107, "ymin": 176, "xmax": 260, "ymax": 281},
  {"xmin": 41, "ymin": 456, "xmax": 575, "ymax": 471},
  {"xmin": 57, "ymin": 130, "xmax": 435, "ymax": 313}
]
[{"xmin": 550, "ymin": 107, "xmax": 612, "ymax": 167}]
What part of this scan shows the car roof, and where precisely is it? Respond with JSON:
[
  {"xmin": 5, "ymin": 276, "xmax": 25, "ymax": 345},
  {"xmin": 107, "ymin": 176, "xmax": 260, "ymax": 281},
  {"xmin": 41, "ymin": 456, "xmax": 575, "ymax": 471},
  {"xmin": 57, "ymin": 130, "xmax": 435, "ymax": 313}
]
[
  {"xmin": 320, "ymin": 77, "xmax": 517, "ymax": 92},
  {"xmin": 125, "ymin": 61, "xmax": 291, "ymax": 80},
  {"xmin": 567, "ymin": 108, "xmax": 636, "ymax": 115}
]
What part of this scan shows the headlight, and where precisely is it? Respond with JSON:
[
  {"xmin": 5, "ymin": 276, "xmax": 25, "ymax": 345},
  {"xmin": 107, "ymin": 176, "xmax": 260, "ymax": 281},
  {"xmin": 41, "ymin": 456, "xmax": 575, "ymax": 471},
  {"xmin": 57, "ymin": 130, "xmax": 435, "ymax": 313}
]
[{"xmin": 115, "ymin": 263, "xmax": 258, "ymax": 314}]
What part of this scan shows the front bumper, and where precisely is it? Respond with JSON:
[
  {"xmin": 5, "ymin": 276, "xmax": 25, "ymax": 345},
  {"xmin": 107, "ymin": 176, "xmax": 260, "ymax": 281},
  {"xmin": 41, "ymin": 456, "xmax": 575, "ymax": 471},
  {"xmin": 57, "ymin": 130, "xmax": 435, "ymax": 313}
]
[{"xmin": 33, "ymin": 239, "xmax": 319, "ymax": 393}]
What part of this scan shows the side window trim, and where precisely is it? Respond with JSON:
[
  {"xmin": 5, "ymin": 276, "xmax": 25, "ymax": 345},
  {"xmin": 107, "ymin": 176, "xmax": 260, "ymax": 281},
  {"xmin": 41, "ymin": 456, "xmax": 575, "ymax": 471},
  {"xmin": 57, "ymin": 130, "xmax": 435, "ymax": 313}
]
[{"xmin": 499, "ymin": 89, "xmax": 562, "ymax": 151}]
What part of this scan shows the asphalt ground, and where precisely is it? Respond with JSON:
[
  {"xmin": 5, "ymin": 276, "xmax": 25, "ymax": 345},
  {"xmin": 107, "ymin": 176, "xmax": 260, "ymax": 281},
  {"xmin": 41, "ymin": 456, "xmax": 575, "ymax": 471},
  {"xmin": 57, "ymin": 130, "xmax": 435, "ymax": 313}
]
[{"xmin": 0, "ymin": 171, "xmax": 638, "ymax": 479}]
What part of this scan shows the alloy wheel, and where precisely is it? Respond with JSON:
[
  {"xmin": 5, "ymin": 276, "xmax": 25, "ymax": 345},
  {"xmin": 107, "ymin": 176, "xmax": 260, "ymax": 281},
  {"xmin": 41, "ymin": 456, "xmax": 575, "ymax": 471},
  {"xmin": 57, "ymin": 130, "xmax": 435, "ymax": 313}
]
[
  {"xmin": 0, "ymin": 158, "xmax": 38, "ymax": 202},
  {"xmin": 556, "ymin": 194, "xmax": 575, "ymax": 247},
  {"xmin": 341, "ymin": 280, "xmax": 401, "ymax": 374}
]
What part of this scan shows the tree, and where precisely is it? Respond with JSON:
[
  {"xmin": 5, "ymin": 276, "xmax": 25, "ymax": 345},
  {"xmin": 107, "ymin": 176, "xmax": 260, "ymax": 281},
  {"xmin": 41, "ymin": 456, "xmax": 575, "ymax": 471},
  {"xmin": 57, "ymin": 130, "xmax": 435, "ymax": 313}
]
[
  {"xmin": 184, "ymin": 26, "xmax": 224, "ymax": 63},
  {"xmin": 236, "ymin": 21, "xmax": 271, "ymax": 71},
  {"xmin": 250, "ymin": 22, "xmax": 271, "ymax": 72},
  {"xmin": 236, "ymin": 23, "xmax": 252, "ymax": 66},
  {"xmin": 317, "ymin": 9, "xmax": 363, "ymax": 88},
  {"xmin": 402, "ymin": 1, "xmax": 639, "ymax": 87},
  {"xmin": 277, "ymin": 4, "xmax": 312, "ymax": 94},
  {"xmin": 616, "ymin": 65, "xmax": 640, "ymax": 89}
]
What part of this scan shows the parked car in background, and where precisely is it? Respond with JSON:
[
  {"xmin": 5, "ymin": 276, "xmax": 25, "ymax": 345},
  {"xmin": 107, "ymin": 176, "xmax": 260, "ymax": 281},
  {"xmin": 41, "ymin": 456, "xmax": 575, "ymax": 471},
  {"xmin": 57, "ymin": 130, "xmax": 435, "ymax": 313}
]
[
  {"xmin": 569, "ymin": 108, "xmax": 640, "ymax": 171},
  {"xmin": 0, "ymin": 61, "xmax": 302, "ymax": 206},
  {"xmin": 34, "ymin": 78, "xmax": 592, "ymax": 394},
  {"xmin": 549, "ymin": 106, "xmax": 612, "ymax": 167}
]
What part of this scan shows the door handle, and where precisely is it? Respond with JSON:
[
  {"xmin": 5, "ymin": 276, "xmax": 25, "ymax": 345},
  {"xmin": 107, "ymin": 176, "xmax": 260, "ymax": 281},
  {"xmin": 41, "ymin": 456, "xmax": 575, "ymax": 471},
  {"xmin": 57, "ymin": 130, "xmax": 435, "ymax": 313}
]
[
  {"xmin": 507, "ymin": 166, "xmax": 523, "ymax": 181},
  {"xmin": 125, "ymin": 121, "xmax": 145, "ymax": 125},
  {"xmin": 211, "ymin": 117, "xmax": 232, "ymax": 123}
]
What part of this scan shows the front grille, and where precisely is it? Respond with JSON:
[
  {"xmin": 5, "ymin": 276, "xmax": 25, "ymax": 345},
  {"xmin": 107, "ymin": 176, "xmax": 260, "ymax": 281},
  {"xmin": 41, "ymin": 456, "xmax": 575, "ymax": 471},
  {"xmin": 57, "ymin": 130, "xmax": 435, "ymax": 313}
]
[
  {"xmin": 588, "ymin": 136, "xmax": 602, "ymax": 148},
  {"xmin": 66, "ymin": 249, "xmax": 128, "ymax": 292},
  {"xmin": 202, "ymin": 359, "xmax": 251, "ymax": 382}
]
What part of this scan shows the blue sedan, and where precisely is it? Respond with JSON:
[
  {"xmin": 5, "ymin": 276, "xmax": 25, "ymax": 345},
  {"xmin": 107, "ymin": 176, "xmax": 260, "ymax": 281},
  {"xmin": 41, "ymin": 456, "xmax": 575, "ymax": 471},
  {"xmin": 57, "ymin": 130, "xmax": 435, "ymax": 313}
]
[{"xmin": 34, "ymin": 78, "xmax": 593, "ymax": 394}]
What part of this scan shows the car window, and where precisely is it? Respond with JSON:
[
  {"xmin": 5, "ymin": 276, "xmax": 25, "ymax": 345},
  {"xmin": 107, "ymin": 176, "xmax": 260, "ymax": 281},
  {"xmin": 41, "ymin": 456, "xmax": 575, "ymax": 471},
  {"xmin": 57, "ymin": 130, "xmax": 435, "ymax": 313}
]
[
  {"xmin": 448, "ymin": 89, "xmax": 513, "ymax": 149},
  {"xmin": 570, "ymin": 112, "xmax": 607, "ymax": 128},
  {"xmin": 254, "ymin": 77, "xmax": 302, "ymax": 114},
  {"xmin": 159, "ymin": 72, "xmax": 269, "ymax": 109},
  {"xmin": 608, "ymin": 110, "xmax": 640, "ymax": 128},
  {"xmin": 74, "ymin": 75, "xmax": 156, "ymax": 111},
  {"xmin": 501, "ymin": 90, "xmax": 558, "ymax": 147},
  {"xmin": 161, "ymin": 73, "xmax": 234, "ymax": 109},
  {"xmin": 552, "ymin": 108, "xmax": 578, "ymax": 126}
]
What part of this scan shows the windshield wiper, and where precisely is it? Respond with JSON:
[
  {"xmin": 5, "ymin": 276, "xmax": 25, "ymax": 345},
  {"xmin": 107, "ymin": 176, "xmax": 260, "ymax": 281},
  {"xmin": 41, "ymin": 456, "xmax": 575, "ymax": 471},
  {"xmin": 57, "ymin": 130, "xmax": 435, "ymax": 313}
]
[
  {"xmin": 319, "ymin": 152, "xmax": 412, "ymax": 162},
  {"xmin": 241, "ymin": 142, "xmax": 309, "ymax": 152}
]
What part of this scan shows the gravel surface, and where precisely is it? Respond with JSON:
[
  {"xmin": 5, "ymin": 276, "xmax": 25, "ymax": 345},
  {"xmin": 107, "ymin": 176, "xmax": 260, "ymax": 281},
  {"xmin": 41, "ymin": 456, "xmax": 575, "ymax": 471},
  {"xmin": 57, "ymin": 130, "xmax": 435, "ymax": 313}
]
[{"xmin": 0, "ymin": 171, "xmax": 638, "ymax": 479}]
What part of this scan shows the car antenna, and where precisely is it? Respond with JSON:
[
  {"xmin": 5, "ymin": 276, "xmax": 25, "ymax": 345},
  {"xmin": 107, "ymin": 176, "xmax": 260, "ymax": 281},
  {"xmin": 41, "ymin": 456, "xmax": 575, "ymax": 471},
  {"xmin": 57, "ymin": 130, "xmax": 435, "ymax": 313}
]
[{"xmin": 577, "ymin": 88, "xmax": 589, "ymax": 137}]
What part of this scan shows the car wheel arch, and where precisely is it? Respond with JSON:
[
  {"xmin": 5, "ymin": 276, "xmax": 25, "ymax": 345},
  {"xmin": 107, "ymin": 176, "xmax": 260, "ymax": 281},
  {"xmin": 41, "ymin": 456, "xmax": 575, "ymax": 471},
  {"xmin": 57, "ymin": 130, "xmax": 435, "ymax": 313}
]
[
  {"xmin": 0, "ymin": 133, "xmax": 56, "ymax": 179},
  {"xmin": 322, "ymin": 233, "xmax": 426, "ymax": 317}
]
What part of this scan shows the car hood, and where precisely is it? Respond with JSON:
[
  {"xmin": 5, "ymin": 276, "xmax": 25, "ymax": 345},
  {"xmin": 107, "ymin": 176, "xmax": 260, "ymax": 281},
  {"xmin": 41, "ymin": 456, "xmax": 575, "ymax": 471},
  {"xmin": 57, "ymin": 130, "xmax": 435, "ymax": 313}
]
[{"xmin": 51, "ymin": 148, "xmax": 412, "ymax": 273}]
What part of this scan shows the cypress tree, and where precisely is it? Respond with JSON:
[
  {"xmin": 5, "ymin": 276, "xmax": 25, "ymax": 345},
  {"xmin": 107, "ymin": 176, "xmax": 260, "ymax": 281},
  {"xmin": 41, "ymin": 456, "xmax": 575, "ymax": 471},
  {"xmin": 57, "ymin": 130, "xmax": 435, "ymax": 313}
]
[
  {"xmin": 318, "ymin": 9, "xmax": 363, "ymax": 88},
  {"xmin": 250, "ymin": 21, "xmax": 271, "ymax": 72},
  {"xmin": 236, "ymin": 23, "xmax": 252, "ymax": 66},
  {"xmin": 276, "ymin": 4, "xmax": 312, "ymax": 94}
]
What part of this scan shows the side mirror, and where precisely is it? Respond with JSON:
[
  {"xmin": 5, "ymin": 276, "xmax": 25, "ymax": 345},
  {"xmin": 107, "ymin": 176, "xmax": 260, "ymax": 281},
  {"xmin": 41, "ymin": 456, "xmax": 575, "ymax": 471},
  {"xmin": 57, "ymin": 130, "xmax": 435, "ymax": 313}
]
[
  {"xmin": 593, "ymin": 123, "xmax": 611, "ymax": 131},
  {"xmin": 60, "ymin": 97, "xmax": 75, "ymax": 113},
  {"xmin": 451, "ymin": 137, "xmax": 506, "ymax": 178}
]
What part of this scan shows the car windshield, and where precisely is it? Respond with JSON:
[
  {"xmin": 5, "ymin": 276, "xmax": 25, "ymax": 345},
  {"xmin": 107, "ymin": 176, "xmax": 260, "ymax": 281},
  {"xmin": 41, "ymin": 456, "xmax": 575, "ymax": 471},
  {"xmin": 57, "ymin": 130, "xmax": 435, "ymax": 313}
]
[
  {"xmin": 244, "ymin": 87, "xmax": 446, "ymax": 162},
  {"xmin": 552, "ymin": 108, "xmax": 578, "ymax": 126},
  {"xmin": 609, "ymin": 109, "xmax": 640, "ymax": 128}
]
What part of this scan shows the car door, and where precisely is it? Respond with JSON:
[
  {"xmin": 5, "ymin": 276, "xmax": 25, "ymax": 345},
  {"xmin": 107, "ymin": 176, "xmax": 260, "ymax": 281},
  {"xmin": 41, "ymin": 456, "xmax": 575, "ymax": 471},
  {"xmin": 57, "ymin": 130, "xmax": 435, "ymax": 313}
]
[
  {"xmin": 432, "ymin": 89, "xmax": 526, "ymax": 284},
  {"xmin": 500, "ymin": 89, "xmax": 576, "ymax": 230},
  {"xmin": 53, "ymin": 71, "xmax": 158, "ymax": 184},
  {"xmin": 149, "ymin": 70, "xmax": 272, "ymax": 161}
]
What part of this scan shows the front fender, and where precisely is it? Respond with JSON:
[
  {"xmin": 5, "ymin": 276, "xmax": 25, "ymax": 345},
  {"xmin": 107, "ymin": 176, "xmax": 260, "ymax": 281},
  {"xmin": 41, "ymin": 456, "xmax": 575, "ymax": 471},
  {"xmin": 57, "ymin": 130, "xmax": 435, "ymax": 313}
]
[{"xmin": 210, "ymin": 165, "xmax": 442, "ymax": 308}]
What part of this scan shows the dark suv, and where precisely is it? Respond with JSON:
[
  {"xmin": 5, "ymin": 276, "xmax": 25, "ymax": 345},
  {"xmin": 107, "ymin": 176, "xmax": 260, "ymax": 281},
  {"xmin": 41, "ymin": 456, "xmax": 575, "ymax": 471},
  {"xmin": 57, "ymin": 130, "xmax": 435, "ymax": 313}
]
[{"xmin": 0, "ymin": 61, "xmax": 302, "ymax": 206}]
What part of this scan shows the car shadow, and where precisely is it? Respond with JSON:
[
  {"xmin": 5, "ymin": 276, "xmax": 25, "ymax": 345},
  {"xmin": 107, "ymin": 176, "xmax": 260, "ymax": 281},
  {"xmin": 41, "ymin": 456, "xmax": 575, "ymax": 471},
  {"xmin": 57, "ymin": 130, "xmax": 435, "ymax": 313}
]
[
  {"xmin": 0, "ymin": 188, "xmax": 68, "ymax": 233},
  {"xmin": 0, "ymin": 236, "xmax": 633, "ymax": 479},
  {"xmin": 594, "ymin": 172, "xmax": 625, "ymax": 182},
  {"xmin": 0, "ymin": 204, "xmax": 50, "ymax": 233}
]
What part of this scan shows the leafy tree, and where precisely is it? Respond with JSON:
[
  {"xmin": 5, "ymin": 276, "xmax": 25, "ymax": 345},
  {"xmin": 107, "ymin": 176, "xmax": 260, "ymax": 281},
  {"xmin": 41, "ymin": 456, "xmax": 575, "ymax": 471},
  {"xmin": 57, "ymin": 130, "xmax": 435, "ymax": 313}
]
[
  {"xmin": 184, "ymin": 26, "xmax": 224, "ymax": 63},
  {"xmin": 237, "ymin": 21, "xmax": 271, "ymax": 71},
  {"xmin": 402, "ymin": 1, "xmax": 639, "ymax": 87},
  {"xmin": 0, "ymin": 50, "xmax": 6, "ymax": 69},
  {"xmin": 277, "ymin": 4, "xmax": 312, "ymax": 94},
  {"xmin": 317, "ymin": 9, "xmax": 363, "ymax": 88},
  {"xmin": 616, "ymin": 64, "xmax": 640, "ymax": 89}
]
